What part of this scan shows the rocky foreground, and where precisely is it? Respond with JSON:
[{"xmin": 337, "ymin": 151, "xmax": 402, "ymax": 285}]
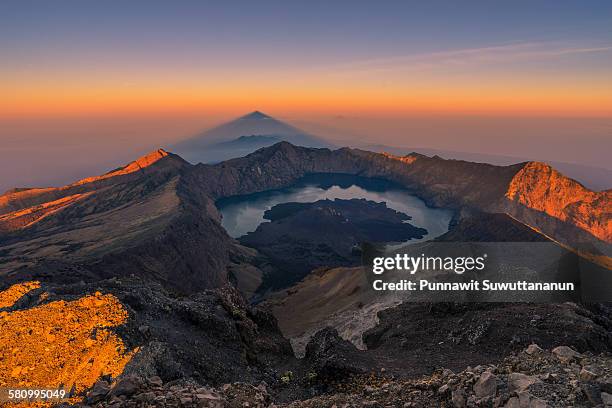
[{"xmin": 73, "ymin": 345, "xmax": 611, "ymax": 408}]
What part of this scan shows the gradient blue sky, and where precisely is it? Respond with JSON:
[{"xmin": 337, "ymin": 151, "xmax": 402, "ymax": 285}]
[
  {"xmin": 1, "ymin": 1, "xmax": 611, "ymax": 190},
  {"xmin": 2, "ymin": 0, "xmax": 612, "ymax": 115},
  {"xmin": 2, "ymin": 1, "xmax": 612, "ymax": 62}
]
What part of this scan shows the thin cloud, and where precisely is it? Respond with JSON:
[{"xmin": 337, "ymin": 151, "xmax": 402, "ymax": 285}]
[{"xmin": 325, "ymin": 42, "xmax": 612, "ymax": 75}]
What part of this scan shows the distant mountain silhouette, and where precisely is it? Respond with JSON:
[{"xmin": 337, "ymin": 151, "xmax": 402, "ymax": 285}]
[
  {"xmin": 212, "ymin": 134, "xmax": 280, "ymax": 149},
  {"xmin": 172, "ymin": 111, "xmax": 333, "ymax": 163},
  {"xmin": 214, "ymin": 134, "xmax": 280, "ymax": 146}
]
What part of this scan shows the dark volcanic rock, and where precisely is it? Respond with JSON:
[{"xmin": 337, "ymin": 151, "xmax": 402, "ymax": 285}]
[
  {"xmin": 362, "ymin": 302, "xmax": 612, "ymax": 376},
  {"xmin": 74, "ymin": 347, "xmax": 612, "ymax": 407},
  {"xmin": 280, "ymin": 346, "xmax": 612, "ymax": 408},
  {"xmin": 436, "ymin": 210, "xmax": 551, "ymax": 242},
  {"xmin": 240, "ymin": 198, "xmax": 426, "ymax": 289},
  {"xmin": 304, "ymin": 328, "xmax": 369, "ymax": 382},
  {"xmin": 32, "ymin": 278, "xmax": 297, "ymax": 387}
]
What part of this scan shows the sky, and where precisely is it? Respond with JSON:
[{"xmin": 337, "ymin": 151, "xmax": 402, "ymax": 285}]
[{"xmin": 1, "ymin": 0, "xmax": 611, "ymax": 190}]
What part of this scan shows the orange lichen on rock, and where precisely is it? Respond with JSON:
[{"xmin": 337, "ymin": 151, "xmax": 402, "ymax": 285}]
[
  {"xmin": 0, "ymin": 281, "xmax": 41, "ymax": 308},
  {"xmin": 506, "ymin": 162, "xmax": 612, "ymax": 242},
  {"xmin": 0, "ymin": 284, "xmax": 137, "ymax": 406}
]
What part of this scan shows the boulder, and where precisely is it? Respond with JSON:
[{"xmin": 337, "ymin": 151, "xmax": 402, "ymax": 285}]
[
  {"xmin": 508, "ymin": 373, "xmax": 541, "ymax": 392},
  {"xmin": 504, "ymin": 396, "xmax": 520, "ymax": 408},
  {"xmin": 525, "ymin": 344, "xmax": 543, "ymax": 355},
  {"xmin": 110, "ymin": 375, "xmax": 142, "ymax": 397},
  {"xmin": 580, "ymin": 368, "xmax": 598, "ymax": 382},
  {"xmin": 86, "ymin": 380, "xmax": 110, "ymax": 404},
  {"xmin": 551, "ymin": 346, "xmax": 581, "ymax": 363},
  {"xmin": 451, "ymin": 389, "xmax": 467, "ymax": 408},
  {"xmin": 148, "ymin": 376, "xmax": 163, "ymax": 387},
  {"xmin": 581, "ymin": 383, "xmax": 603, "ymax": 405},
  {"xmin": 305, "ymin": 327, "xmax": 366, "ymax": 380},
  {"xmin": 474, "ymin": 371, "xmax": 498, "ymax": 398}
]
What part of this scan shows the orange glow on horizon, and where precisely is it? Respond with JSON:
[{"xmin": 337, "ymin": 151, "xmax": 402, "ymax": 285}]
[
  {"xmin": 3, "ymin": 87, "xmax": 612, "ymax": 119},
  {"xmin": 3, "ymin": 70, "xmax": 612, "ymax": 119}
]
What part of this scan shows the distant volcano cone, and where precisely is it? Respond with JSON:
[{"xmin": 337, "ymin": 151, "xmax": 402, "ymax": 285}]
[
  {"xmin": 172, "ymin": 111, "xmax": 333, "ymax": 163},
  {"xmin": 241, "ymin": 110, "xmax": 269, "ymax": 120}
]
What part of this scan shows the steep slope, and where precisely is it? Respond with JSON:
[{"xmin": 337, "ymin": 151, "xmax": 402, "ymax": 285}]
[
  {"xmin": 0, "ymin": 149, "xmax": 233, "ymax": 292},
  {"xmin": 364, "ymin": 143, "xmax": 612, "ymax": 191},
  {"xmin": 0, "ymin": 149, "xmax": 184, "ymax": 216},
  {"xmin": 0, "ymin": 193, "xmax": 92, "ymax": 233},
  {"xmin": 436, "ymin": 211, "xmax": 555, "ymax": 242},
  {"xmin": 505, "ymin": 161, "xmax": 611, "ymax": 242}
]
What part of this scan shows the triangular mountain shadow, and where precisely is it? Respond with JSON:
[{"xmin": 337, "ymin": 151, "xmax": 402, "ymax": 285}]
[{"xmin": 172, "ymin": 111, "xmax": 334, "ymax": 163}]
